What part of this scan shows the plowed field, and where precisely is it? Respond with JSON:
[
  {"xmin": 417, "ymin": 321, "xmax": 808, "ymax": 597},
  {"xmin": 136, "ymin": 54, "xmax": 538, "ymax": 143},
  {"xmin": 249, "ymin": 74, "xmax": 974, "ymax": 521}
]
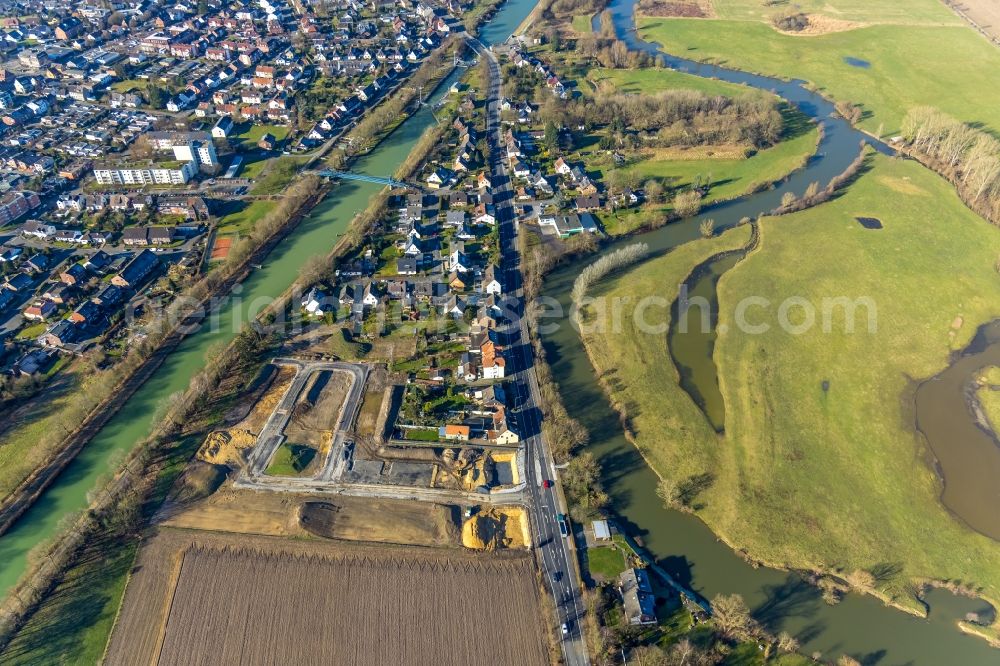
[{"xmin": 105, "ymin": 530, "xmax": 547, "ymax": 666}]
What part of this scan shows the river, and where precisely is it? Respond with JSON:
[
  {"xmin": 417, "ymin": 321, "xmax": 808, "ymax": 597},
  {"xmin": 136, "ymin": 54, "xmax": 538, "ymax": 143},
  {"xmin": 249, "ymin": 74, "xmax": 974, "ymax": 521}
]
[
  {"xmin": 3, "ymin": 0, "xmax": 997, "ymax": 660},
  {"xmin": 535, "ymin": 0, "xmax": 1000, "ymax": 662},
  {"xmin": 0, "ymin": 0, "xmax": 544, "ymax": 596}
]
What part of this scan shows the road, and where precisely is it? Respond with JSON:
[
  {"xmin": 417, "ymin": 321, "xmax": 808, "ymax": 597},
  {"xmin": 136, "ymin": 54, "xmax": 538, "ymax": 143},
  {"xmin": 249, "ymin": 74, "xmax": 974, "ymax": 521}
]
[
  {"xmin": 241, "ymin": 358, "xmax": 367, "ymax": 480},
  {"xmin": 470, "ymin": 36, "xmax": 591, "ymax": 666}
]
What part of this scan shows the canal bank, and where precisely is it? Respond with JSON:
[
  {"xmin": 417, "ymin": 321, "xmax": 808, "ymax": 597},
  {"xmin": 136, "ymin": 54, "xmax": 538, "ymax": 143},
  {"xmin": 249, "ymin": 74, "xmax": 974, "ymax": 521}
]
[
  {"xmin": 538, "ymin": 0, "xmax": 1000, "ymax": 662},
  {"xmin": 0, "ymin": 0, "xmax": 543, "ymax": 601}
]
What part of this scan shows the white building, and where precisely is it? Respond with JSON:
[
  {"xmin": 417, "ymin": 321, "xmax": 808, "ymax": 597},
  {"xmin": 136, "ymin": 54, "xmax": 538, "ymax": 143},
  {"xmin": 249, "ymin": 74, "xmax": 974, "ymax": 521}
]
[
  {"xmin": 94, "ymin": 161, "xmax": 196, "ymax": 186},
  {"xmin": 172, "ymin": 140, "xmax": 218, "ymax": 169}
]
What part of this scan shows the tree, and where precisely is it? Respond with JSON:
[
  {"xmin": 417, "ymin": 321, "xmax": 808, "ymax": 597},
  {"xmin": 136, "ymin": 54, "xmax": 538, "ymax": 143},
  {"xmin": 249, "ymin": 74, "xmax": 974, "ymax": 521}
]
[
  {"xmin": 644, "ymin": 179, "xmax": 665, "ymax": 204},
  {"xmin": 146, "ymin": 84, "xmax": 167, "ymax": 110},
  {"xmin": 777, "ymin": 631, "xmax": 800, "ymax": 653},
  {"xmin": 599, "ymin": 10, "xmax": 615, "ymax": 38},
  {"xmin": 298, "ymin": 253, "xmax": 330, "ymax": 286},
  {"xmin": 543, "ymin": 120, "xmax": 559, "ymax": 151},
  {"xmin": 711, "ymin": 593, "xmax": 757, "ymax": 641},
  {"xmin": 673, "ymin": 190, "xmax": 702, "ymax": 218},
  {"xmin": 699, "ymin": 218, "xmax": 714, "ymax": 238},
  {"xmin": 781, "ymin": 191, "xmax": 797, "ymax": 207},
  {"xmin": 630, "ymin": 644, "xmax": 667, "ymax": 665},
  {"xmin": 562, "ymin": 452, "xmax": 609, "ymax": 520},
  {"xmin": 667, "ymin": 638, "xmax": 709, "ymax": 666},
  {"xmin": 657, "ymin": 478, "xmax": 683, "ymax": 510}
]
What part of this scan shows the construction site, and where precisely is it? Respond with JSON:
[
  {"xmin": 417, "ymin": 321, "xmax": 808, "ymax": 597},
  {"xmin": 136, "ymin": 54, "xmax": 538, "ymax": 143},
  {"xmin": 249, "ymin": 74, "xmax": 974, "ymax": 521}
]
[
  {"xmin": 173, "ymin": 355, "xmax": 534, "ymax": 553},
  {"xmin": 99, "ymin": 351, "xmax": 549, "ymax": 665},
  {"xmin": 201, "ymin": 358, "xmax": 528, "ymax": 504}
]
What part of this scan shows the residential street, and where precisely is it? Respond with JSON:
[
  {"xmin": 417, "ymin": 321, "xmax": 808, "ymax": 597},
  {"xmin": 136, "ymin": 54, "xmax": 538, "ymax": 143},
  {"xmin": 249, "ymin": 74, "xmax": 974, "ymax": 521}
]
[{"xmin": 471, "ymin": 36, "xmax": 591, "ymax": 666}]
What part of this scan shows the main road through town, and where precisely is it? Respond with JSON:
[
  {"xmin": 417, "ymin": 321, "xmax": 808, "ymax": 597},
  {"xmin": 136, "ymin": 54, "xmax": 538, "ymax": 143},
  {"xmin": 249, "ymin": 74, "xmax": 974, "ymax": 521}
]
[{"xmin": 469, "ymin": 36, "xmax": 591, "ymax": 666}]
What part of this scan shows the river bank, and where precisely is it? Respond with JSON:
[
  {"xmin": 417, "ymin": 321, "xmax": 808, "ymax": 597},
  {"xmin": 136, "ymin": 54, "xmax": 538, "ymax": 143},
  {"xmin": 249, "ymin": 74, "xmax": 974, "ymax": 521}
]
[
  {"xmin": 531, "ymin": 0, "xmax": 1000, "ymax": 660},
  {"xmin": 549, "ymin": 153, "xmax": 1000, "ymax": 662}
]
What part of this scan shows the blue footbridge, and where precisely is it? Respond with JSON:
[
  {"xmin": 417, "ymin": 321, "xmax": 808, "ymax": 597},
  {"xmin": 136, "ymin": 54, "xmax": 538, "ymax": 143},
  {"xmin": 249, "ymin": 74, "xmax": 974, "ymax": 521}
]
[{"xmin": 315, "ymin": 169, "xmax": 417, "ymax": 190}]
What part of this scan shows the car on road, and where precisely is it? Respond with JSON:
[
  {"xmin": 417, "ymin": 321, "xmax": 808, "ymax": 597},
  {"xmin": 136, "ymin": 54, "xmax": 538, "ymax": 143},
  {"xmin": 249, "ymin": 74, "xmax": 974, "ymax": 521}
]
[
  {"xmin": 561, "ymin": 623, "xmax": 569, "ymax": 636},
  {"xmin": 553, "ymin": 570, "xmax": 562, "ymax": 582},
  {"xmin": 542, "ymin": 479, "xmax": 553, "ymax": 488},
  {"xmin": 556, "ymin": 513, "xmax": 569, "ymax": 538}
]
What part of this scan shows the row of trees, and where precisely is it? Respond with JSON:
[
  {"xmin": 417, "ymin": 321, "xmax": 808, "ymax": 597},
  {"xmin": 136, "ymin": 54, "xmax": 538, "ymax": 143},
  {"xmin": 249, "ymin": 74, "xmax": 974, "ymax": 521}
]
[
  {"xmin": 573, "ymin": 34, "xmax": 658, "ymax": 70},
  {"xmin": 552, "ymin": 90, "xmax": 783, "ymax": 150},
  {"xmin": 571, "ymin": 242, "xmax": 649, "ymax": 305},
  {"xmin": 520, "ymin": 231, "xmax": 595, "ymax": 462},
  {"xmin": 901, "ymin": 106, "xmax": 1000, "ymax": 225},
  {"xmin": 769, "ymin": 145, "xmax": 868, "ymax": 216}
]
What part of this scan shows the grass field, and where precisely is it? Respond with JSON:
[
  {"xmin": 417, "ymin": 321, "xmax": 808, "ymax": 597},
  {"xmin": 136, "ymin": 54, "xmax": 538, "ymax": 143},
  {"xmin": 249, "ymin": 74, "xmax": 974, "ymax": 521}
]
[
  {"xmin": 235, "ymin": 122, "xmax": 290, "ymax": 148},
  {"xmin": 15, "ymin": 322, "xmax": 47, "ymax": 340},
  {"xmin": 581, "ymin": 224, "xmax": 751, "ymax": 511},
  {"xmin": 0, "ymin": 368, "xmax": 86, "ymax": 502},
  {"xmin": 265, "ymin": 442, "xmax": 316, "ymax": 476},
  {"xmin": 571, "ymin": 14, "xmax": 593, "ymax": 34},
  {"xmin": 578, "ymin": 68, "xmax": 819, "ymax": 204},
  {"xmin": 0, "ymin": 533, "xmax": 136, "ymax": 665},
  {"xmin": 628, "ymin": 123, "xmax": 816, "ymax": 203},
  {"xmin": 105, "ymin": 530, "xmax": 549, "ymax": 665},
  {"xmin": 637, "ymin": 18, "xmax": 1000, "ymax": 136},
  {"xmin": 707, "ymin": 0, "xmax": 962, "ymax": 23},
  {"xmin": 215, "ymin": 199, "xmax": 277, "ymax": 237},
  {"xmin": 585, "ymin": 544, "xmax": 627, "ymax": 580},
  {"xmin": 252, "ymin": 156, "xmax": 309, "ymax": 195},
  {"xmin": 584, "ymin": 154, "xmax": 1000, "ymax": 622},
  {"xmin": 713, "ymin": 155, "xmax": 1000, "ymax": 611},
  {"xmin": 585, "ymin": 66, "xmax": 770, "ymax": 99}
]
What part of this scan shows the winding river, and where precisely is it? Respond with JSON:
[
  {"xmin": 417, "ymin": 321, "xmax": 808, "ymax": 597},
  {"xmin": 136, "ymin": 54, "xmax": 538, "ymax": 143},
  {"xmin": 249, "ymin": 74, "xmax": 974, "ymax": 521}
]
[
  {"xmin": 1, "ymin": 0, "xmax": 997, "ymax": 660},
  {"xmin": 537, "ymin": 0, "xmax": 1000, "ymax": 662}
]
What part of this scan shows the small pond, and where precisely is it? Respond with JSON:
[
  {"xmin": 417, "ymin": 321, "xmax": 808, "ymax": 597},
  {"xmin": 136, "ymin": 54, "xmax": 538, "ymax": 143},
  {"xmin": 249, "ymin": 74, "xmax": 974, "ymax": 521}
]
[
  {"xmin": 856, "ymin": 216, "xmax": 883, "ymax": 229},
  {"xmin": 844, "ymin": 56, "xmax": 871, "ymax": 68}
]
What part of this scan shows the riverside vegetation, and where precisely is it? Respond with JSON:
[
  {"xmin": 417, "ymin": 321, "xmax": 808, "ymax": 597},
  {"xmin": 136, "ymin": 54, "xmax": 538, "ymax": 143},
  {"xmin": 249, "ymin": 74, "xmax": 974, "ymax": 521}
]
[
  {"xmin": 580, "ymin": 155, "xmax": 1000, "ymax": 641},
  {"xmin": 637, "ymin": 0, "xmax": 1000, "ymax": 136}
]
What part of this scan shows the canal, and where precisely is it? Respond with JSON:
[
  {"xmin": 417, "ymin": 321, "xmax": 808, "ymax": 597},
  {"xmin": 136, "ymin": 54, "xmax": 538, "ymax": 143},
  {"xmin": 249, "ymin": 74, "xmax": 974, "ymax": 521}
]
[{"xmin": 0, "ymin": 0, "xmax": 540, "ymax": 597}]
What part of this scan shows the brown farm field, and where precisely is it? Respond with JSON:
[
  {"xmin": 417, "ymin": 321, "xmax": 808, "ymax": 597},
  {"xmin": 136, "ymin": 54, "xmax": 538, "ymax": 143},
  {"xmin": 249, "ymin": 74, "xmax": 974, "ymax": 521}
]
[
  {"xmin": 105, "ymin": 529, "xmax": 548, "ymax": 666},
  {"xmin": 946, "ymin": 0, "xmax": 1000, "ymax": 42}
]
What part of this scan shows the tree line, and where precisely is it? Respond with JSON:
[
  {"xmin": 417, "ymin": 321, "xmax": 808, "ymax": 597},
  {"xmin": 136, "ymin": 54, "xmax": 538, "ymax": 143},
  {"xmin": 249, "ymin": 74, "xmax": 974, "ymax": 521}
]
[
  {"xmin": 550, "ymin": 89, "xmax": 783, "ymax": 150},
  {"xmin": 901, "ymin": 106, "xmax": 1000, "ymax": 226}
]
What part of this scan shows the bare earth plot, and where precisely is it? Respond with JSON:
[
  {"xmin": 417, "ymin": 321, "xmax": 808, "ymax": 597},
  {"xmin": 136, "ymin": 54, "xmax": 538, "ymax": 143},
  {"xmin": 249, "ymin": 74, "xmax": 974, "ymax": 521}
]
[
  {"xmin": 946, "ymin": 0, "xmax": 1000, "ymax": 42},
  {"xmin": 105, "ymin": 529, "xmax": 547, "ymax": 666}
]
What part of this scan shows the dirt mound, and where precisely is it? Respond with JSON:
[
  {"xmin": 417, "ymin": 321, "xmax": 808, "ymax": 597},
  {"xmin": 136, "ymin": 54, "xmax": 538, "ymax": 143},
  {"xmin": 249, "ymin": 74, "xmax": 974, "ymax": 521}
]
[
  {"xmin": 462, "ymin": 507, "xmax": 529, "ymax": 550},
  {"xmin": 775, "ymin": 13, "xmax": 863, "ymax": 35},
  {"xmin": 298, "ymin": 501, "xmax": 340, "ymax": 538},
  {"xmin": 197, "ymin": 429, "xmax": 256, "ymax": 466},
  {"xmin": 298, "ymin": 499, "xmax": 461, "ymax": 546},
  {"xmin": 170, "ymin": 462, "xmax": 227, "ymax": 504}
]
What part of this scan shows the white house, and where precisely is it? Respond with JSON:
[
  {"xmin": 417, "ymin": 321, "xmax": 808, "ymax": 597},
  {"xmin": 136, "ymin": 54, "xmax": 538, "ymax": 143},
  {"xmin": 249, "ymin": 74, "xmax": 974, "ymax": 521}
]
[
  {"xmin": 483, "ymin": 265, "xmax": 502, "ymax": 295},
  {"xmin": 212, "ymin": 116, "xmax": 234, "ymax": 138},
  {"xmin": 302, "ymin": 287, "xmax": 330, "ymax": 314}
]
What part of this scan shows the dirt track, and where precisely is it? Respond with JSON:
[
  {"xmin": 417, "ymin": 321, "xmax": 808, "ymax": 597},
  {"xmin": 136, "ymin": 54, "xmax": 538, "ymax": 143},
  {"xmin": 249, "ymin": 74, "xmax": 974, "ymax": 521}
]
[{"xmin": 105, "ymin": 529, "xmax": 547, "ymax": 666}]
